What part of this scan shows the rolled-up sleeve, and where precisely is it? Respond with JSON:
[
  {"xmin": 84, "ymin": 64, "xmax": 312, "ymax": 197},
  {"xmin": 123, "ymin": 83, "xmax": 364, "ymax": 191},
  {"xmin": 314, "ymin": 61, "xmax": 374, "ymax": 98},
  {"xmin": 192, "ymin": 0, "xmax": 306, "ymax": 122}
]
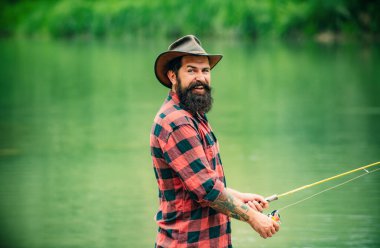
[{"xmin": 162, "ymin": 124, "xmax": 224, "ymax": 206}]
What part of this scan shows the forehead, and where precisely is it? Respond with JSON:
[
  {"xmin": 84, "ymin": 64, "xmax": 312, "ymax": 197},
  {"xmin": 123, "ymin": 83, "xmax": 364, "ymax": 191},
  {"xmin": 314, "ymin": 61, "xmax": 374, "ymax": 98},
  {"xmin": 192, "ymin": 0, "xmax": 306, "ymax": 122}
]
[{"xmin": 181, "ymin": 55, "xmax": 210, "ymax": 67}]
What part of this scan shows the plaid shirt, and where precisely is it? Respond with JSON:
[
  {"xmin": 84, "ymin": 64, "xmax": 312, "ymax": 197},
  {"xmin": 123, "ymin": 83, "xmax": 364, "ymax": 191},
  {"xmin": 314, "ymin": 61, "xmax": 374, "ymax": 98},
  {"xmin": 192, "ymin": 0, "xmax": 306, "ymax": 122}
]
[{"xmin": 150, "ymin": 91, "xmax": 232, "ymax": 248}]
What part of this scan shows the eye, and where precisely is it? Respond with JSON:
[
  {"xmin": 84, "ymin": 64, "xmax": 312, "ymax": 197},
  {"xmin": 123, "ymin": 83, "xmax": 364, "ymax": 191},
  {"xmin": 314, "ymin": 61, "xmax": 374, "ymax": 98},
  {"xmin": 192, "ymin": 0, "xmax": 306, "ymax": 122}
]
[
  {"xmin": 187, "ymin": 68, "xmax": 194, "ymax": 73},
  {"xmin": 203, "ymin": 68, "xmax": 210, "ymax": 73}
]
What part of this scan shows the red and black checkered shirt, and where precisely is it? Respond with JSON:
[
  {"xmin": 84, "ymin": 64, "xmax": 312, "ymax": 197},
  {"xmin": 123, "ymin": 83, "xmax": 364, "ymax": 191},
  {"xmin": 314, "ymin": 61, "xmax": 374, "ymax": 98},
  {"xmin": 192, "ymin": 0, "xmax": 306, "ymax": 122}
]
[{"xmin": 150, "ymin": 91, "xmax": 232, "ymax": 247}]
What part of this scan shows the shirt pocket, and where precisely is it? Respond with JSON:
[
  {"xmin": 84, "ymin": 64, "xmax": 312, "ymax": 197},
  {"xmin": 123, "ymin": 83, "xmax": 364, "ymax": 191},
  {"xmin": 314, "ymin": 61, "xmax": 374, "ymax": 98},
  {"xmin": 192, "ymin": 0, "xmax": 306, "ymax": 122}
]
[
  {"xmin": 204, "ymin": 145, "xmax": 218, "ymax": 170},
  {"xmin": 202, "ymin": 132, "xmax": 216, "ymax": 168}
]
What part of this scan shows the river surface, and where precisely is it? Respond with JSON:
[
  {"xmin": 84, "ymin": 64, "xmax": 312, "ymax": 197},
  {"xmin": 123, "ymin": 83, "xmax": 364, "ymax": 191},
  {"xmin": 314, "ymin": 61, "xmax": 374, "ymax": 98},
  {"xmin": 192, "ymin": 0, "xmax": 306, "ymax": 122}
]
[{"xmin": 0, "ymin": 38, "xmax": 379, "ymax": 247}]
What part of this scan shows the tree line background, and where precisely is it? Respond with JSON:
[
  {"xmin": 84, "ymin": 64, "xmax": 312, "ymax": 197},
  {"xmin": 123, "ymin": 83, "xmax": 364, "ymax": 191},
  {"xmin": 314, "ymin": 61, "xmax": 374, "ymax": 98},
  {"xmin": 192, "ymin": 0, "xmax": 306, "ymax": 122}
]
[{"xmin": 0, "ymin": 0, "xmax": 379, "ymax": 42}]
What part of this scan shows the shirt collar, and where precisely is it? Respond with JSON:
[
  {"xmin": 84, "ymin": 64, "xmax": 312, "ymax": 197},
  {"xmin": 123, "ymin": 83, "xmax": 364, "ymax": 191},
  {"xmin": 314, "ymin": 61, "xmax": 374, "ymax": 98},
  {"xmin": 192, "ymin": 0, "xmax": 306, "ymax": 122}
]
[{"xmin": 169, "ymin": 90, "xmax": 180, "ymax": 104}]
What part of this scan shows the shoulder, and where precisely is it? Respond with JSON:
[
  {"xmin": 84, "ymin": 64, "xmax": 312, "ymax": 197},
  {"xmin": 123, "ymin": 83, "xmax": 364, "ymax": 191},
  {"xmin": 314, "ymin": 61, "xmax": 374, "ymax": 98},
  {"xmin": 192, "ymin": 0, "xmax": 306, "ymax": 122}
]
[{"xmin": 152, "ymin": 100, "xmax": 197, "ymax": 143}]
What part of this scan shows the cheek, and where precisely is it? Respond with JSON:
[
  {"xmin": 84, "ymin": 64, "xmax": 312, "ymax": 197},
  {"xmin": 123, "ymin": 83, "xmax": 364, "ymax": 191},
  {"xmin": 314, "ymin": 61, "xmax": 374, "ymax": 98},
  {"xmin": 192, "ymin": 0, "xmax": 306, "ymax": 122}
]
[
  {"xmin": 205, "ymin": 74, "xmax": 211, "ymax": 84},
  {"xmin": 180, "ymin": 78, "xmax": 192, "ymax": 88}
]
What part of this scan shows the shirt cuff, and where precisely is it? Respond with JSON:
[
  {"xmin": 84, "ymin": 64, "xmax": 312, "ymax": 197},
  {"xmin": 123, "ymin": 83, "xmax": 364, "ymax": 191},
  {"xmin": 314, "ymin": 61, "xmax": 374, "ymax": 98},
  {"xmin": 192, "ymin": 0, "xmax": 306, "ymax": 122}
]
[{"xmin": 198, "ymin": 179, "xmax": 225, "ymax": 207}]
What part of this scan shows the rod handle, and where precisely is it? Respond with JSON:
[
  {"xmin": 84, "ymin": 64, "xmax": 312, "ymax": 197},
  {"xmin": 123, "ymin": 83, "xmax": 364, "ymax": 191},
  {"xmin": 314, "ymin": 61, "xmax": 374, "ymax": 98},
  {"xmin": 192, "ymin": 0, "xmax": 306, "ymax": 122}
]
[{"xmin": 265, "ymin": 194, "xmax": 278, "ymax": 202}]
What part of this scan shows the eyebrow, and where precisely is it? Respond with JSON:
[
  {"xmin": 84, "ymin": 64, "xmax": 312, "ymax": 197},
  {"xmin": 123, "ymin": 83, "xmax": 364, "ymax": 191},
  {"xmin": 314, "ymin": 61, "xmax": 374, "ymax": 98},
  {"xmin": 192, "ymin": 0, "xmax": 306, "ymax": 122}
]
[{"xmin": 186, "ymin": 65, "xmax": 210, "ymax": 70}]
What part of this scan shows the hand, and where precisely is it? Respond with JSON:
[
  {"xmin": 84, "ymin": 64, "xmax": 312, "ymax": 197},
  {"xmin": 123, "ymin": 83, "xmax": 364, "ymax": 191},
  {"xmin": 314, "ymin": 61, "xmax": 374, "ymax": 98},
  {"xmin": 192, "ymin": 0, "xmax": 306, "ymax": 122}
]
[
  {"xmin": 239, "ymin": 193, "xmax": 269, "ymax": 212},
  {"xmin": 247, "ymin": 200, "xmax": 265, "ymax": 212},
  {"xmin": 249, "ymin": 211, "xmax": 280, "ymax": 239}
]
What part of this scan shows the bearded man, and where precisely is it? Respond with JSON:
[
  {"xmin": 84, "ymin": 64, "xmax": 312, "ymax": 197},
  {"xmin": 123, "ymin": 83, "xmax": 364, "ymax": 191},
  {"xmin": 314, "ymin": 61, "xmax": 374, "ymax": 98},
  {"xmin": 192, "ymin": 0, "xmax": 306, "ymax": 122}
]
[{"xmin": 150, "ymin": 35, "xmax": 279, "ymax": 248}]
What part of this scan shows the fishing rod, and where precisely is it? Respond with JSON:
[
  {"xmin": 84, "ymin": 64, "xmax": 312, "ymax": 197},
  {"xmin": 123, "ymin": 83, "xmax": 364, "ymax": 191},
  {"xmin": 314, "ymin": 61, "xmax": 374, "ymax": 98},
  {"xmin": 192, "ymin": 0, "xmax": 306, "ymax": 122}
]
[
  {"xmin": 265, "ymin": 161, "xmax": 380, "ymax": 203},
  {"xmin": 264, "ymin": 161, "xmax": 380, "ymax": 222}
]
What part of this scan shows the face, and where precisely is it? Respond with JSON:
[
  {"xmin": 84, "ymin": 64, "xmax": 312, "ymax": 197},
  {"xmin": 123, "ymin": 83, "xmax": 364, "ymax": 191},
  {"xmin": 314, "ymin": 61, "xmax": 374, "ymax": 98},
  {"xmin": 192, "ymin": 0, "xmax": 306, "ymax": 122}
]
[
  {"xmin": 167, "ymin": 56, "xmax": 213, "ymax": 114},
  {"xmin": 170, "ymin": 55, "xmax": 211, "ymax": 94}
]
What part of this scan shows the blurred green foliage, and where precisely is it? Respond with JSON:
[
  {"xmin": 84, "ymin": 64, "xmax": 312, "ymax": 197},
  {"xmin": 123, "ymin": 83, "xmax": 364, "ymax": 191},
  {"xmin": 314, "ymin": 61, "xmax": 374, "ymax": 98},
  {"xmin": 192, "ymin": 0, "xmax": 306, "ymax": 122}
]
[{"xmin": 0, "ymin": 0, "xmax": 379, "ymax": 41}]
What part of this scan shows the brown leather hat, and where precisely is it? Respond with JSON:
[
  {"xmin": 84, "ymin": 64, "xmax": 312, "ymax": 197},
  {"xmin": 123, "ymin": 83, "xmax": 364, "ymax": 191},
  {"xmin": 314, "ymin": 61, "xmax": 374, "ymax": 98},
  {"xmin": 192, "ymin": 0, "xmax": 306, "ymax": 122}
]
[{"xmin": 154, "ymin": 35, "xmax": 223, "ymax": 88}]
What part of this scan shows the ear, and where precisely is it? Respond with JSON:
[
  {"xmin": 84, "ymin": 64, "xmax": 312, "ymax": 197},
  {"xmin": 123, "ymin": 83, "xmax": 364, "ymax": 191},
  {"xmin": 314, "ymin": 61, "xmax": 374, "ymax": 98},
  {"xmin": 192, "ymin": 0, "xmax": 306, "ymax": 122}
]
[{"xmin": 167, "ymin": 70, "xmax": 178, "ymax": 91}]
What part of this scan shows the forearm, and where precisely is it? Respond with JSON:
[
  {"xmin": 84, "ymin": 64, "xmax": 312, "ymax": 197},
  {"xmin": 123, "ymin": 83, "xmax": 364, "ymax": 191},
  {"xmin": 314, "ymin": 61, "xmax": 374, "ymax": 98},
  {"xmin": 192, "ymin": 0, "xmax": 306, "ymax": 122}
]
[
  {"xmin": 209, "ymin": 188, "xmax": 254, "ymax": 222},
  {"xmin": 210, "ymin": 188, "xmax": 280, "ymax": 239},
  {"xmin": 226, "ymin": 187, "xmax": 243, "ymax": 199}
]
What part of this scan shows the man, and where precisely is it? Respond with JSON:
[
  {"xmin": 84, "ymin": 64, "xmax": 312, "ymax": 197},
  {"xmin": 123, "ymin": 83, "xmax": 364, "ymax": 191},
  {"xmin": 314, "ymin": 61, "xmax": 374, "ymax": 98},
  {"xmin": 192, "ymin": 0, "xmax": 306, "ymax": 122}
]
[{"xmin": 150, "ymin": 35, "xmax": 279, "ymax": 247}]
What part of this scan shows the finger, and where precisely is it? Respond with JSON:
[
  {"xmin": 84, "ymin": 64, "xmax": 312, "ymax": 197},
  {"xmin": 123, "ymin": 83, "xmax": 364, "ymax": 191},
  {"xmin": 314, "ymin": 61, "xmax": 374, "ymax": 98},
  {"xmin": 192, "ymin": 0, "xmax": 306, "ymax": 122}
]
[
  {"xmin": 253, "ymin": 201, "xmax": 263, "ymax": 212},
  {"xmin": 254, "ymin": 201, "xmax": 263, "ymax": 212},
  {"xmin": 247, "ymin": 201, "xmax": 259, "ymax": 211},
  {"xmin": 255, "ymin": 194, "xmax": 265, "ymax": 201},
  {"xmin": 247, "ymin": 201, "xmax": 255, "ymax": 209},
  {"xmin": 273, "ymin": 221, "xmax": 280, "ymax": 231},
  {"xmin": 255, "ymin": 197, "xmax": 269, "ymax": 209},
  {"xmin": 261, "ymin": 200, "xmax": 269, "ymax": 209},
  {"xmin": 255, "ymin": 195, "xmax": 267, "ymax": 204}
]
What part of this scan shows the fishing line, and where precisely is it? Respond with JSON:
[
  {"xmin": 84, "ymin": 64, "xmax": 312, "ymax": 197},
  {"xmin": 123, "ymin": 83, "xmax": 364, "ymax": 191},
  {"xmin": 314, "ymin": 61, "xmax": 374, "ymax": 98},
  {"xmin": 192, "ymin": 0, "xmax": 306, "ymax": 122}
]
[
  {"xmin": 265, "ymin": 161, "xmax": 380, "ymax": 202},
  {"xmin": 278, "ymin": 167, "xmax": 380, "ymax": 212},
  {"xmin": 263, "ymin": 161, "xmax": 380, "ymax": 222}
]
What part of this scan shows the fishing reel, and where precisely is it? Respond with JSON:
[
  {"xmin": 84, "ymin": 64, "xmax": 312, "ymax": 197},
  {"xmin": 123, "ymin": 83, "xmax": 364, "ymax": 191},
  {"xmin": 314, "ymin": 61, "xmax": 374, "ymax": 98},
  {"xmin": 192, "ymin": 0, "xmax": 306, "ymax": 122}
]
[{"xmin": 267, "ymin": 210, "xmax": 281, "ymax": 224}]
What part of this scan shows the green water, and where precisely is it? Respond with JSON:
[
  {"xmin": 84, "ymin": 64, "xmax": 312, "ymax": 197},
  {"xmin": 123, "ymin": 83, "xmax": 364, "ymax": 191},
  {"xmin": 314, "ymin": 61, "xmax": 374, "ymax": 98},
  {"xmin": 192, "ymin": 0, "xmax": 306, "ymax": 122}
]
[{"xmin": 0, "ymin": 38, "xmax": 379, "ymax": 248}]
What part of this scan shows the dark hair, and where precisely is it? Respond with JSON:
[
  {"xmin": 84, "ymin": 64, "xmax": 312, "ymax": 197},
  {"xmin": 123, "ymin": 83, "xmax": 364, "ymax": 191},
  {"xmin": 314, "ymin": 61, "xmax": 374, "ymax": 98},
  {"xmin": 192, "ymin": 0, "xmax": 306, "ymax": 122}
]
[{"xmin": 166, "ymin": 56, "xmax": 182, "ymax": 77}]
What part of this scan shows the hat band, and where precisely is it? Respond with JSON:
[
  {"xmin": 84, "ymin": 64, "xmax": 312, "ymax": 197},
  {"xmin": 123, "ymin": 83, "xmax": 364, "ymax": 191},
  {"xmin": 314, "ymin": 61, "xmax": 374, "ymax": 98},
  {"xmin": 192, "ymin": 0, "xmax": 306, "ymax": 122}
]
[{"xmin": 173, "ymin": 50, "xmax": 206, "ymax": 55}]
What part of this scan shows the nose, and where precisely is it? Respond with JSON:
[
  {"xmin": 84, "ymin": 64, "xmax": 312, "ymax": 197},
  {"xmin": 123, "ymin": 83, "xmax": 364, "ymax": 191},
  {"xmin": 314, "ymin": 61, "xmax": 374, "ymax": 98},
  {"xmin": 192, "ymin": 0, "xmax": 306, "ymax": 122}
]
[{"xmin": 194, "ymin": 71, "xmax": 207, "ymax": 84}]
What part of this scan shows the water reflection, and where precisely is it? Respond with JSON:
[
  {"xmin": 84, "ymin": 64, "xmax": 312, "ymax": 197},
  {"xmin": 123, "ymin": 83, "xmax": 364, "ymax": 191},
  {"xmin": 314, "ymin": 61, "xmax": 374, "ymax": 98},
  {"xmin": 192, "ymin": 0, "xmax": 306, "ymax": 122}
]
[{"xmin": 0, "ymin": 39, "xmax": 379, "ymax": 247}]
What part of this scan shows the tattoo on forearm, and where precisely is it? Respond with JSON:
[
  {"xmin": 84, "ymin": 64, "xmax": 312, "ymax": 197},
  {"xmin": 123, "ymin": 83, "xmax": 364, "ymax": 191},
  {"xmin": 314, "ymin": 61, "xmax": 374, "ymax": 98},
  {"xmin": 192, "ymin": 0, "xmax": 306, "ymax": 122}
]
[{"xmin": 210, "ymin": 189, "xmax": 250, "ymax": 222}]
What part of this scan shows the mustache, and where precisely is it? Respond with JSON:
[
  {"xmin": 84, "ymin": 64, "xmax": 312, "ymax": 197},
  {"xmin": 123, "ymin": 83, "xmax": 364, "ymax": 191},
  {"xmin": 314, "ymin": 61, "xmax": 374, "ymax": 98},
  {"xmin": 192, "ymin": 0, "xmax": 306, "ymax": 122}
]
[
  {"xmin": 187, "ymin": 81, "xmax": 211, "ymax": 91},
  {"xmin": 177, "ymin": 79, "xmax": 213, "ymax": 114}
]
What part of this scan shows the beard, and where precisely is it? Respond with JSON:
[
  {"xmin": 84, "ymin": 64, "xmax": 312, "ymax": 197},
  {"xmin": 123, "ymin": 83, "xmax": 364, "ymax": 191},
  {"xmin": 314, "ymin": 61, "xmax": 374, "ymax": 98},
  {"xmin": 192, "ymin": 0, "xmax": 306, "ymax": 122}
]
[{"xmin": 177, "ymin": 79, "xmax": 213, "ymax": 115}]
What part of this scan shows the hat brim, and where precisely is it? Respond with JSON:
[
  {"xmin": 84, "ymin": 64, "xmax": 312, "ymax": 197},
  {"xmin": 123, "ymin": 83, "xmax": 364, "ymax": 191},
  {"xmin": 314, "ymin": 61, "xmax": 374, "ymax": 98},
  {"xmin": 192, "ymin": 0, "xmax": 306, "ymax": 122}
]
[{"xmin": 154, "ymin": 51, "xmax": 223, "ymax": 88}]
